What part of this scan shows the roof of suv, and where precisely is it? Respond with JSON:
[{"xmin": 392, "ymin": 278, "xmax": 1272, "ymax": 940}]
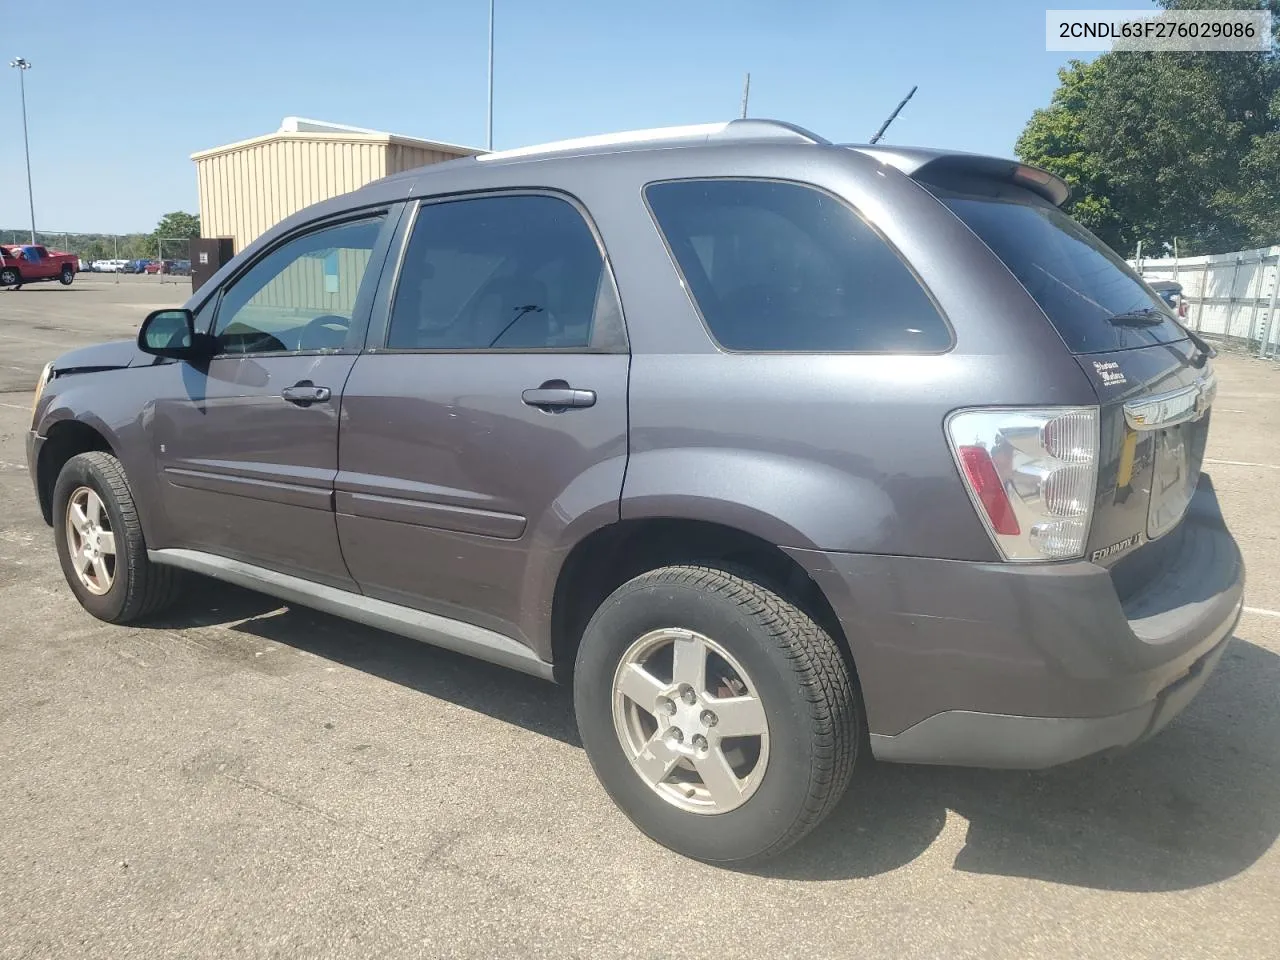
[{"xmin": 371, "ymin": 118, "xmax": 1071, "ymax": 206}]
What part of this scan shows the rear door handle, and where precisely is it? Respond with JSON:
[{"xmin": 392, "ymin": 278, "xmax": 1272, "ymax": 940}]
[
  {"xmin": 521, "ymin": 386, "xmax": 596, "ymax": 410},
  {"xmin": 281, "ymin": 381, "xmax": 332, "ymax": 406}
]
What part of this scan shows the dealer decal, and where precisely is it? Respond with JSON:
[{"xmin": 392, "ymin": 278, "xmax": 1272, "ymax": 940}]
[
  {"xmin": 1092, "ymin": 360, "xmax": 1127, "ymax": 387},
  {"xmin": 1091, "ymin": 532, "xmax": 1144, "ymax": 562}
]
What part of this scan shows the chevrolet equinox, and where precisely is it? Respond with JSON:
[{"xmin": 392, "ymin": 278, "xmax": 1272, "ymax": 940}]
[{"xmin": 27, "ymin": 120, "xmax": 1244, "ymax": 862}]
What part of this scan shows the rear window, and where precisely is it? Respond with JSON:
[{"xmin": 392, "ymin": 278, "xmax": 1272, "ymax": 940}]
[
  {"xmin": 940, "ymin": 194, "xmax": 1187, "ymax": 354},
  {"xmin": 645, "ymin": 179, "xmax": 951, "ymax": 353}
]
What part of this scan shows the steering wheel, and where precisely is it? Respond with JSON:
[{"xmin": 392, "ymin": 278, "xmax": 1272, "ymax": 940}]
[{"xmin": 297, "ymin": 314, "xmax": 350, "ymax": 350}]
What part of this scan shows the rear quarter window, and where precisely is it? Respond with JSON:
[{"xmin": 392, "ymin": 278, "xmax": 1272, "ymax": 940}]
[{"xmin": 645, "ymin": 179, "xmax": 951, "ymax": 353}]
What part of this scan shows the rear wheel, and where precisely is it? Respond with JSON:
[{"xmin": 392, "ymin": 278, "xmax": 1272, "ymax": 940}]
[
  {"xmin": 0, "ymin": 267, "xmax": 19, "ymax": 287},
  {"xmin": 59, "ymin": 265, "xmax": 74, "ymax": 285},
  {"xmin": 574, "ymin": 564, "xmax": 860, "ymax": 862},
  {"xmin": 52, "ymin": 452, "xmax": 182, "ymax": 623}
]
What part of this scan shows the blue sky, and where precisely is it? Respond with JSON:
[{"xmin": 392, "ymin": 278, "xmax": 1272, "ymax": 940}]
[{"xmin": 1, "ymin": 0, "xmax": 1158, "ymax": 234}]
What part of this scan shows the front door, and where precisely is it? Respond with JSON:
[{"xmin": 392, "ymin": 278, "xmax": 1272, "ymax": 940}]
[
  {"xmin": 336, "ymin": 193, "xmax": 630, "ymax": 646},
  {"xmin": 152, "ymin": 212, "xmax": 392, "ymax": 589}
]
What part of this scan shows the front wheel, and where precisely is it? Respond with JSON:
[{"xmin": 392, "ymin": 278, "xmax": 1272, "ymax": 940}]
[
  {"xmin": 59, "ymin": 266, "xmax": 74, "ymax": 285},
  {"xmin": 52, "ymin": 452, "xmax": 183, "ymax": 623},
  {"xmin": 574, "ymin": 565, "xmax": 861, "ymax": 863}
]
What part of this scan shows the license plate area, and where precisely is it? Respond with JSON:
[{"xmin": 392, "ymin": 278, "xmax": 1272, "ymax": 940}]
[{"xmin": 1147, "ymin": 423, "xmax": 1202, "ymax": 539}]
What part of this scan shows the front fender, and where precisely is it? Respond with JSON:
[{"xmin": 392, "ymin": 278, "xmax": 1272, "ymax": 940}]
[
  {"xmin": 619, "ymin": 448, "xmax": 897, "ymax": 551},
  {"xmin": 35, "ymin": 378, "xmax": 163, "ymax": 546}
]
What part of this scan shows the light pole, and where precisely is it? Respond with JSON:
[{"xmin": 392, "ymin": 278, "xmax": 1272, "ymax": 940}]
[
  {"xmin": 9, "ymin": 57, "xmax": 36, "ymax": 244},
  {"xmin": 486, "ymin": 0, "xmax": 494, "ymax": 150}
]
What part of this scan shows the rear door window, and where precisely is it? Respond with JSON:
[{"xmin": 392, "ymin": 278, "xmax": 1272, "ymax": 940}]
[
  {"xmin": 386, "ymin": 194, "xmax": 608, "ymax": 351},
  {"xmin": 645, "ymin": 179, "xmax": 951, "ymax": 353},
  {"xmin": 937, "ymin": 192, "xmax": 1187, "ymax": 354}
]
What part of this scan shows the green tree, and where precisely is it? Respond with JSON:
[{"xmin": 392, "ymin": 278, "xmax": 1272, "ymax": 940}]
[
  {"xmin": 1017, "ymin": 0, "xmax": 1279, "ymax": 255},
  {"xmin": 152, "ymin": 212, "xmax": 200, "ymax": 242}
]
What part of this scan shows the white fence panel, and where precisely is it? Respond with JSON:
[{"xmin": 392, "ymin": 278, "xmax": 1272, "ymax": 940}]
[{"xmin": 1131, "ymin": 246, "xmax": 1280, "ymax": 357}]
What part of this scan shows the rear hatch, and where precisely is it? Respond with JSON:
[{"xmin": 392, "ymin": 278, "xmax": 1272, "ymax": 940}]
[{"xmin": 927, "ymin": 179, "xmax": 1215, "ymax": 576}]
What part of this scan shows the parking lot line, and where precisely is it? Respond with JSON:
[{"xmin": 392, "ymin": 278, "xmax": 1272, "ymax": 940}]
[
  {"xmin": 1244, "ymin": 606, "xmax": 1280, "ymax": 619},
  {"xmin": 0, "ymin": 331, "xmax": 69, "ymax": 348},
  {"xmin": 1204, "ymin": 458, "xmax": 1280, "ymax": 470}
]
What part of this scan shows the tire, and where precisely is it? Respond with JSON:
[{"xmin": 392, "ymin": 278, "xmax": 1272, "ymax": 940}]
[
  {"xmin": 52, "ymin": 451, "xmax": 182, "ymax": 623},
  {"xmin": 59, "ymin": 266, "xmax": 74, "ymax": 285},
  {"xmin": 574, "ymin": 564, "xmax": 860, "ymax": 863},
  {"xmin": 0, "ymin": 267, "xmax": 19, "ymax": 287}
]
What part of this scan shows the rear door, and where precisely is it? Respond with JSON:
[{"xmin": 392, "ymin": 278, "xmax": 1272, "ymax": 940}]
[
  {"xmin": 936, "ymin": 186, "xmax": 1214, "ymax": 571},
  {"xmin": 152, "ymin": 211, "xmax": 395, "ymax": 588},
  {"xmin": 335, "ymin": 192, "xmax": 630, "ymax": 646},
  {"xmin": 30, "ymin": 247, "xmax": 57, "ymax": 279}
]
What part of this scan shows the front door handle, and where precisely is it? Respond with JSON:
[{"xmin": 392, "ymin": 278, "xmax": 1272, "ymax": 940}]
[
  {"xmin": 522, "ymin": 385, "xmax": 596, "ymax": 410},
  {"xmin": 281, "ymin": 380, "xmax": 332, "ymax": 406}
]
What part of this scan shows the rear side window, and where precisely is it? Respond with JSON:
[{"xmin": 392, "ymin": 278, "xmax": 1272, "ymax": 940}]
[
  {"xmin": 386, "ymin": 195, "xmax": 607, "ymax": 350},
  {"xmin": 645, "ymin": 179, "xmax": 950, "ymax": 352},
  {"xmin": 939, "ymin": 194, "xmax": 1186, "ymax": 354}
]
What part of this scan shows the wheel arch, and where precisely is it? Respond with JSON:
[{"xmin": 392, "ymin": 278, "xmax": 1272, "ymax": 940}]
[
  {"xmin": 36, "ymin": 418, "xmax": 118, "ymax": 525},
  {"xmin": 549, "ymin": 516, "xmax": 858, "ymax": 686}
]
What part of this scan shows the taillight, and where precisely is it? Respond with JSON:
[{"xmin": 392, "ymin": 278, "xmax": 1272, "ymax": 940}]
[
  {"xmin": 1178, "ymin": 299, "xmax": 1187, "ymax": 319},
  {"xmin": 946, "ymin": 407, "xmax": 1099, "ymax": 561},
  {"xmin": 955, "ymin": 446, "xmax": 1019, "ymax": 535}
]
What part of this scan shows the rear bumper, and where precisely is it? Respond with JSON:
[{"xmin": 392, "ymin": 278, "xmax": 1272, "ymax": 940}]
[{"xmin": 785, "ymin": 475, "xmax": 1243, "ymax": 769}]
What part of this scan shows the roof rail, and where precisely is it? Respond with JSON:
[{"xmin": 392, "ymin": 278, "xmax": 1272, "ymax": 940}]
[{"xmin": 476, "ymin": 119, "xmax": 829, "ymax": 163}]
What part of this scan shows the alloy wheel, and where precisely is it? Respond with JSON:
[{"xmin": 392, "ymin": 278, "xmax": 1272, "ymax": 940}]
[
  {"xmin": 65, "ymin": 486, "xmax": 116, "ymax": 596},
  {"xmin": 612, "ymin": 627, "xmax": 769, "ymax": 815}
]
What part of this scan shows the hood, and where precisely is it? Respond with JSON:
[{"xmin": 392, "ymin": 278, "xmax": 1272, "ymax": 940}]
[{"xmin": 52, "ymin": 339, "xmax": 142, "ymax": 374}]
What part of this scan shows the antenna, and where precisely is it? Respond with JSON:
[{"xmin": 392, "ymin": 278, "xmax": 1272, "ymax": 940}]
[
  {"xmin": 869, "ymin": 85, "xmax": 917, "ymax": 145},
  {"xmin": 740, "ymin": 72, "xmax": 751, "ymax": 119}
]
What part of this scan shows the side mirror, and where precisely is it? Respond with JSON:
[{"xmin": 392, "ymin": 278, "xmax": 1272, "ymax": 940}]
[{"xmin": 137, "ymin": 309, "xmax": 212, "ymax": 362}]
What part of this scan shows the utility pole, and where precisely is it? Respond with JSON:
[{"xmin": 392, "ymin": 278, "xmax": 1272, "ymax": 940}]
[
  {"xmin": 10, "ymin": 57, "xmax": 36, "ymax": 243},
  {"xmin": 869, "ymin": 84, "xmax": 918, "ymax": 145},
  {"xmin": 740, "ymin": 72, "xmax": 751, "ymax": 119},
  {"xmin": 486, "ymin": 0, "xmax": 495, "ymax": 150}
]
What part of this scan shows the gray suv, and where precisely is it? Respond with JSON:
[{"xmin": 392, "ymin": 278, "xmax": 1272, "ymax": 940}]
[{"xmin": 26, "ymin": 120, "xmax": 1243, "ymax": 863}]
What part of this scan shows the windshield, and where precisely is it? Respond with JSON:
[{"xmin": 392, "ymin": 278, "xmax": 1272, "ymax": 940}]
[{"xmin": 940, "ymin": 194, "xmax": 1188, "ymax": 354}]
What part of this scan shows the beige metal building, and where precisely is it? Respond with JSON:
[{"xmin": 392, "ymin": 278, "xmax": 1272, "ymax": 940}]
[{"xmin": 191, "ymin": 117, "xmax": 482, "ymax": 253}]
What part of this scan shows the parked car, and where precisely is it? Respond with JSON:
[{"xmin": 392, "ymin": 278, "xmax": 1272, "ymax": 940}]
[
  {"xmin": 169, "ymin": 259, "xmax": 191, "ymax": 276},
  {"xmin": 1148, "ymin": 279, "xmax": 1189, "ymax": 320},
  {"xmin": 90, "ymin": 259, "xmax": 131, "ymax": 273},
  {"xmin": 0, "ymin": 243, "xmax": 78, "ymax": 288},
  {"xmin": 145, "ymin": 259, "xmax": 177, "ymax": 275},
  {"xmin": 25, "ymin": 120, "xmax": 1242, "ymax": 863}
]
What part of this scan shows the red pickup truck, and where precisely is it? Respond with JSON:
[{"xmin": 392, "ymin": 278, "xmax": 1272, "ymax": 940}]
[{"xmin": 0, "ymin": 244, "xmax": 78, "ymax": 289}]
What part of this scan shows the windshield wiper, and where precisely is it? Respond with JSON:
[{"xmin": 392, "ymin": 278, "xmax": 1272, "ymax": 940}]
[
  {"xmin": 1106, "ymin": 307, "xmax": 1165, "ymax": 327},
  {"xmin": 1107, "ymin": 307, "xmax": 1217, "ymax": 367},
  {"xmin": 1182, "ymin": 325, "xmax": 1218, "ymax": 368}
]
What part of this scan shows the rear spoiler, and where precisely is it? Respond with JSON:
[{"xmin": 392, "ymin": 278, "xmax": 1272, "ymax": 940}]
[{"xmin": 845, "ymin": 145, "xmax": 1071, "ymax": 207}]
